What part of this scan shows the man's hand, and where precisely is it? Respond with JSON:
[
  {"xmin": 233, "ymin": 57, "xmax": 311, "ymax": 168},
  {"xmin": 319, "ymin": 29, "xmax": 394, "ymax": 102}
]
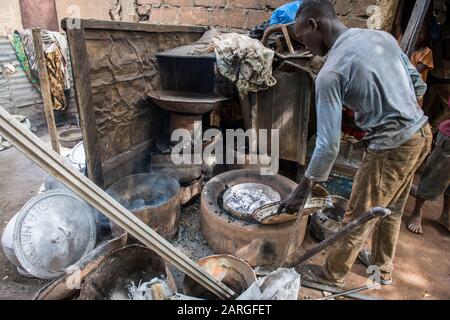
[{"xmin": 277, "ymin": 176, "xmax": 312, "ymax": 214}]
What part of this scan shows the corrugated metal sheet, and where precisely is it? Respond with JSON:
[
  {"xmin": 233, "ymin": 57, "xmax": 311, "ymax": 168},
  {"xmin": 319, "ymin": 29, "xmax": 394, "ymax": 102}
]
[{"xmin": 0, "ymin": 37, "xmax": 43, "ymax": 111}]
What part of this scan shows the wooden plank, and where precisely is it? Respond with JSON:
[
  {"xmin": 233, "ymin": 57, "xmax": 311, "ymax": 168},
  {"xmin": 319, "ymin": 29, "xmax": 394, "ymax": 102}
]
[
  {"xmin": 281, "ymin": 24, "xmax": 295, "ymax": 55},
  {"xmin": 0, "ymin": 106, "xmax": 235, "ymax": 300},
  {"xmin": 65, "ymin": 21, "xmax": 104, "ymax": 187},
  {"xmin": 62, "ymin": 18, "xmax": 206, "ymax": 34},
  {"xmin": 400, "ymin": 0, "xmax": 432, "ymax": 56},
  {"xmin": 31, "ymin": 28, "xmax": 60, "ymax": 154}
]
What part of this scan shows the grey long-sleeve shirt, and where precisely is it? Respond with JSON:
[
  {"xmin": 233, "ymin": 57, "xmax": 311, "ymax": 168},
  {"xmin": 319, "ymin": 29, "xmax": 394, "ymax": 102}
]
[{"xmin": 305, "ymin": 28, "xmax": 428, "ymax": 182}]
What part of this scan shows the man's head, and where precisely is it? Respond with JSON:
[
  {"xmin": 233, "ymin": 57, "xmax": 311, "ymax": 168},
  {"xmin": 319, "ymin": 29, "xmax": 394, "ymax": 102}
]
[{"xmin": 294, "ymin": 0, "xmax": 339, "ymax": 56}]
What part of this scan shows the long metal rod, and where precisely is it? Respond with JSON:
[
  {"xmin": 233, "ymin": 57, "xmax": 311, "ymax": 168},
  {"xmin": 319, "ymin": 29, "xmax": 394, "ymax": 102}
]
[
  {"xmin": 315, "ymin": 283, "xmax": 378, "ymax": 300},
  {"xmin": 0, "ymin": 107, "xmax": 234, "ymax": 300},
  {"xmin": 301, "ymin": 280, "xmax": 381, "ymax": 300},
  {"xmin": 287, "ymin": 207, "xmax": 391, "ymax": 267}
]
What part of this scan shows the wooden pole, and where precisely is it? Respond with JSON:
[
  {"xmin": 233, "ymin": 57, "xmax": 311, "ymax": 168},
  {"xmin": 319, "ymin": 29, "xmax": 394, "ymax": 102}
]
[
  {"xmin": 400, "ymin": 0, "xmax": 432, "ymax": 57},
  {"xmin": 32, "ymin": 28, "xmax": 60, "ymax": 154},
  {"xmin": 64, "ymin": 21, "xmax": 104, "ymax": 186},
  {"xmin": 0, "ymin": 106, "xmax": 235, "ymax": 300}
]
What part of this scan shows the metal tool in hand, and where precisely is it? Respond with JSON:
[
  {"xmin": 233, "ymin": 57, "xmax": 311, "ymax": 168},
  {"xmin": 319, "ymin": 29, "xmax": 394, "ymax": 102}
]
[{"xmin": 251, "ymin": 201, "xmax": 298, "ymax": 225}]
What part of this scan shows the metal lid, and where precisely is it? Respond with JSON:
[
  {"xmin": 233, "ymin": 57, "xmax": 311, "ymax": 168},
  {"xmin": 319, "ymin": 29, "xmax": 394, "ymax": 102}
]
[
  {"xmin": 13, "ymin": 190, "xmax": 96, "ymax": 279},
  {"xmin": 70, "ymin": 141, "xmax": 85, "ymax": 165}
]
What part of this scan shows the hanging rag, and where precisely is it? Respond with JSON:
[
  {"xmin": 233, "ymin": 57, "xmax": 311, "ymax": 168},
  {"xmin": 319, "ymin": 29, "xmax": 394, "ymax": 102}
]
[
  {"xmin": 9, "ymin": 32, "xmax": 40, "ymax": 89},
  {"xmin": 10, "ymin": 29, "xmax": 72, "ymax": 110},
  {"xmin": 212, "ymin": 33, "xmax": 277, "ymax": 98}
]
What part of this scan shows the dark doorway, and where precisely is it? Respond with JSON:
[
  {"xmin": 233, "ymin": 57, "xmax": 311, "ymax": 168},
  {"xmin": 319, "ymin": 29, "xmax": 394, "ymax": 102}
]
[{"xmin": 19, "ymin": 0, "xmax": 59, "ymax": 31}]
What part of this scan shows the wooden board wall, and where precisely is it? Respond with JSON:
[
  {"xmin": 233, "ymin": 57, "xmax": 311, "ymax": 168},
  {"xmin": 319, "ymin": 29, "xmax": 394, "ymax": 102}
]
[{"xmin": 63, "ymin": 19, "xmax": 206, "ymax": 187}]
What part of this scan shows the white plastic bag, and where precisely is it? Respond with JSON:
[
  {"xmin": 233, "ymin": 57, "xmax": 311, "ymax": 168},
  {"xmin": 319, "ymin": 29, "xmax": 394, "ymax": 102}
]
[{"xmin": 236, "ymin": 268, "xmax": 300, "ymax": 300}]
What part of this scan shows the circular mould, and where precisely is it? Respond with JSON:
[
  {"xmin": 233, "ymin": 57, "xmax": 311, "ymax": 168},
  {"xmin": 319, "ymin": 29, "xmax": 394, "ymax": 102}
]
[
  {"xmin": 201, "ymin": 169, "xmax": 304, "ymax": 267},
  {"xmin": 223, "ymin": 183, "xmax": 281, "ymax": 221},
  {"xmin": 183, "ymin": 254, "xmax": 256, "ymax": 298},
  {"xmin": 13, "ymin": 190, "xmax": 96, "ymax": 279},
  {"xmin": 106, "ymin": 173, "xmax": 181, "ymax": 240}
]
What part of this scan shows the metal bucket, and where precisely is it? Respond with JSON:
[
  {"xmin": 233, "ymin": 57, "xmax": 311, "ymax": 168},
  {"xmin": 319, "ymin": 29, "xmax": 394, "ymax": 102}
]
[
  {"xmin": 309, "ymin": 195, "xmax": 349, "ymax": 242},
  {"xmin": 106, "ymin": 173, "xmax": 181, "ymax": 240}
]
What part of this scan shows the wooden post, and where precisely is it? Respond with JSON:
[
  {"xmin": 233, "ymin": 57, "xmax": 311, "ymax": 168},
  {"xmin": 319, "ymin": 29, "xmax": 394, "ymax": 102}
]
[
  {"xmin": 64, "ymin": 19, "xmax": 104, "ymax": 187},
  {"xmin": 32, "ymin": 28, "xmax": 60, "ymax": 155},
  {"xmin": 400, "ymin": 0, "xmax": 432, "ymax": 57}
]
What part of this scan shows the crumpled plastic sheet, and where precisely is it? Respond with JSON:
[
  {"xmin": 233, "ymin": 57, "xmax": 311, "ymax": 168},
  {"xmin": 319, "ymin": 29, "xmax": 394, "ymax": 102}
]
[
  {"xmin": 236, "ymin": 268, "xmax": 301, "ymax": 300},
  {"xmin": 212, "ymin": 33, "xmax": 277, "ymax": 98}
]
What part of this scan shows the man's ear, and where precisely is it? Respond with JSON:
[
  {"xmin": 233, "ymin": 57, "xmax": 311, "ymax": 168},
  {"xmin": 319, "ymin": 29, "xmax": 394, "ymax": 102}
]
[{"xmin": 308, "ymin": 18, "xmax": 318, "ymax": 30}]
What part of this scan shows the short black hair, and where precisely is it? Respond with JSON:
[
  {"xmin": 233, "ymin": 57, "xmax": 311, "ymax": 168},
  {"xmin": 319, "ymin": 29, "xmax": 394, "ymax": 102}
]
[{"xmin": 295, "ymin": 0, "xmax": 337, "ymax": 20}]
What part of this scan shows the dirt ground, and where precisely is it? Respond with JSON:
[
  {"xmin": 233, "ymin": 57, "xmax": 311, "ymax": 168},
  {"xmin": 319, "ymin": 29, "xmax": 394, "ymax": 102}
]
[{"xmin": 0, "ymin": 133, "xmax": 448, "ymax": 300}]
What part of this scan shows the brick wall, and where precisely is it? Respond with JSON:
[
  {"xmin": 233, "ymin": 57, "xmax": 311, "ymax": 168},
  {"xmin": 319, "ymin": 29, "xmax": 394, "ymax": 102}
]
[
  {"xmin": 136, "ymin": 0, "xmax": 282, "ymax": 30},
  {"xmin": 332, "ymin": 0, "xmax": 379, "ymax": 29},
  {"xmin": 135, "ymin": 0, "xmax": 392, "ymax": 30}
]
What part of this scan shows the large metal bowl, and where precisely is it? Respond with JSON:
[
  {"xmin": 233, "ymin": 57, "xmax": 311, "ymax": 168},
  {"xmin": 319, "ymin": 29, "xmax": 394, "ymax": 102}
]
[{"xmin": 148, "ymin": 90, "xmax": 230, "ymax": 114}]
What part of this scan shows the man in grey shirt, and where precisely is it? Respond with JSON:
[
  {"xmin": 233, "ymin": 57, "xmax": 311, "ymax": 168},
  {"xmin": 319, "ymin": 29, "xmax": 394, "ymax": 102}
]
[{"xmin": 279, "ymin": 0, "xmax": 433, "ymax": 286}]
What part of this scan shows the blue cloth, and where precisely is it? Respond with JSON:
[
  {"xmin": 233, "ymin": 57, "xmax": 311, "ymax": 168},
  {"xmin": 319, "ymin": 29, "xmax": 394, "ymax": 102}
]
[{"xmin": 269, "ymin": 1, "xmax": 302, "ymax": 26}]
